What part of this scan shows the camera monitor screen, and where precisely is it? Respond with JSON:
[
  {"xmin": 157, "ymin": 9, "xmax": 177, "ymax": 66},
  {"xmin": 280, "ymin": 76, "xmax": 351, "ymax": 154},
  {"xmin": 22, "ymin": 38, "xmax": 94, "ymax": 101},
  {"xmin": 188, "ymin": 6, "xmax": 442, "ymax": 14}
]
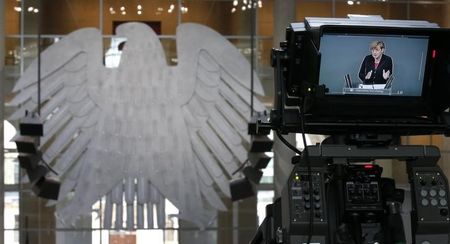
[{"xmin": 319, "ymin": 33, "xmax": 429, "ymax": 96}]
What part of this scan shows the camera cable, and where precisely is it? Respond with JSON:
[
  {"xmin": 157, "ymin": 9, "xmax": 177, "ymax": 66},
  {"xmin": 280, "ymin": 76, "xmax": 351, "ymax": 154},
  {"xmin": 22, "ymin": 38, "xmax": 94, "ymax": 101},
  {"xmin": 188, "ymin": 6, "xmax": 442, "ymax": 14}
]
[{"xmin": 275, "ymin": 99, "xmax": 314, "ymax": 244}]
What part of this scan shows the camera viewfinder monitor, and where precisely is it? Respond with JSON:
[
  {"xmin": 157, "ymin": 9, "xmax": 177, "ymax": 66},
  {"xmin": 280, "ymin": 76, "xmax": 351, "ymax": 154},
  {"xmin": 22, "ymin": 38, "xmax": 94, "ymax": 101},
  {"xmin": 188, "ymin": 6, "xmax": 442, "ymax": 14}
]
[
  {"xmin": 319, "ymin": 33, "xmax": 428, "ymax": 97},
  {"xmin": 302, "ymin": 24, "xmax": 450, "ymax": 120}
]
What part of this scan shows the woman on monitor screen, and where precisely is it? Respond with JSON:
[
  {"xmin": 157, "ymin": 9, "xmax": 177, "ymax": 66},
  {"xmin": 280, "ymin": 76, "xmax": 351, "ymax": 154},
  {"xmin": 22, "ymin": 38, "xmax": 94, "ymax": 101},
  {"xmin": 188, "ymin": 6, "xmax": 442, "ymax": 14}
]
[{"xmin": 358, "ymin": 41, "xmax": 393, "ymax": 87}]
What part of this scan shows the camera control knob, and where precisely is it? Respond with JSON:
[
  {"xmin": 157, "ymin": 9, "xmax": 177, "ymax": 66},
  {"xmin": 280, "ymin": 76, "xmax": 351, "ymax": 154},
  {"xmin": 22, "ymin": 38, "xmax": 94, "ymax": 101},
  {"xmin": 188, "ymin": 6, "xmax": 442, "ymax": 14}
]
[
  {"xmin": 314, "ymin": 203, "xmax": 321, "ymax": 209},
  {"xmin": 431, "ymin": 178, "xmax": 437, "ymax": 186},
  {"xmin": 439, "ymin": 189, "xmax": 446, "ymax": 197},
  {"xmin": 420, "ymin": 190, "xmax": 428, "ymax": 197},
  {"xmin": 313, "ymin": 188, "xmax": 319, "ymax": 195},
  {"xmin": 429, "ymin": 189, "xmax": 437, "ymax": 197},
  {"xmin": 304, "ymin": 195, "xmax": 310, "ymax": 201},
  {"xmin": 314, "ymin": 195, "xmax": 321, "ymax": 202},
  {"xmin": 421, "ymin": 198, "xmax": 429, "ymax": 206},
  {"xmin": 305, "ymin": 203, "xmax": 311, "ymax": 210},
  {"xmin": 419, "ymin": 178, "xmax": 426, "ymax": 186},
  {"xmin": 431, "ymin": 199, "xmax": 438, "ymax": 206}
]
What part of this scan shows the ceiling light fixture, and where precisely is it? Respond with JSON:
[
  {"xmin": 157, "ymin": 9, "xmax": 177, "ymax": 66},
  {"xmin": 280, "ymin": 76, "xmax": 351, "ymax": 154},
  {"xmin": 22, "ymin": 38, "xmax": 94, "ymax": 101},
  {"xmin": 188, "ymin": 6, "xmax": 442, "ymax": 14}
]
[
  {"xmin": 231, "ymin": 0, "xmax": 262, "ymax": 12},
  {"xmin": 347, "ymin": 0, "xmax": 354, "ymax": 5}
]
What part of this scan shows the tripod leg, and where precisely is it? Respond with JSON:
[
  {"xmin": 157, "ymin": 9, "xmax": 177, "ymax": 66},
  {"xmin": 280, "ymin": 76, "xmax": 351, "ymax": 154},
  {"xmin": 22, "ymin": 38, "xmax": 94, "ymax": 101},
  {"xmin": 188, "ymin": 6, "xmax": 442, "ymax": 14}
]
[{"xmin": 350, "ymin": 213, "xmax": 363, "ymax": 244}]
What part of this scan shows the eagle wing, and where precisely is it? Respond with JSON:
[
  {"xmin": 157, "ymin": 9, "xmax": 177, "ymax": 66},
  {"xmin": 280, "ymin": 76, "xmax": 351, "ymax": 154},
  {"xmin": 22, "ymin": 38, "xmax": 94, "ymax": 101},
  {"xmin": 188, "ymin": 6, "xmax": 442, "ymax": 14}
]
[
  {"xmin": 175, "ymin": 23, "xmax": 266, "ymax": 222},
  {"xmin": 9, "ymin": 28, "xmax": 108, "ymax": 220}
]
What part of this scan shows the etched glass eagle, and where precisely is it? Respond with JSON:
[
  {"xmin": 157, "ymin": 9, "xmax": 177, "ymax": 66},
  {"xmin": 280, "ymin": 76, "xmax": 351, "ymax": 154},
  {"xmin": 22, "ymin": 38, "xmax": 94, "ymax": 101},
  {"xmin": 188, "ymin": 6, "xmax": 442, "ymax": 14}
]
[{"xmin": 9, "ymin": 23, "xmax": 266, "ymax": 229}]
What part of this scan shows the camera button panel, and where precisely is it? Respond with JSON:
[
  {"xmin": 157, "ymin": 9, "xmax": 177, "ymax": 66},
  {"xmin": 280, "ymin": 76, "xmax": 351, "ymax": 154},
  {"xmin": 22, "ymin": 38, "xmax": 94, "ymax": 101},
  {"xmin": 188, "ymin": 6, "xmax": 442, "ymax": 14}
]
[
  {"xmin": 414, "ymin": 171, "xmax": 450, "ymax": 222},
  {"xmin": 290, "ymin": 171, "xmax": 326, "ymax": 223}
]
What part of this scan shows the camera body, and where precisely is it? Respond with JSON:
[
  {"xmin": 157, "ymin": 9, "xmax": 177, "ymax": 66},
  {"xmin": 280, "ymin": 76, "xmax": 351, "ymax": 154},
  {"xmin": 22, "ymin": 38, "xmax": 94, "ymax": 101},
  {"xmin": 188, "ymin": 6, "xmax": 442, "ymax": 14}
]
[
  {"xmin": 253, "ymin": 17, "xmax": 450, "ymax": 244},
  {"xmin": 259, "ymin": 144, "xmax": 450, "ymax": 244}
]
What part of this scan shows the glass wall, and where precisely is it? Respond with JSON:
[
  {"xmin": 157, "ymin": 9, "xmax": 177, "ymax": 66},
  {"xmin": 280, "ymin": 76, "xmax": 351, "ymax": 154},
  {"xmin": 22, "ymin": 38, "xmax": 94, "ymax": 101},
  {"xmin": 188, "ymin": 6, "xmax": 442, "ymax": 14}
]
[{"xmin": 3, "ymin": 0, "xmax": 450, "ymax": 244}]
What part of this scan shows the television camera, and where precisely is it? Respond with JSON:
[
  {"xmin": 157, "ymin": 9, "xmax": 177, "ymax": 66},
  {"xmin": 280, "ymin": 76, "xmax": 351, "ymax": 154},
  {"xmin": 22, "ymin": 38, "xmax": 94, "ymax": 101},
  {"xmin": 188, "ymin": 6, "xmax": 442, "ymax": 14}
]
[{"xmin": 252, "ymin": 17, "xmax": 450, "ymax": 244}]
